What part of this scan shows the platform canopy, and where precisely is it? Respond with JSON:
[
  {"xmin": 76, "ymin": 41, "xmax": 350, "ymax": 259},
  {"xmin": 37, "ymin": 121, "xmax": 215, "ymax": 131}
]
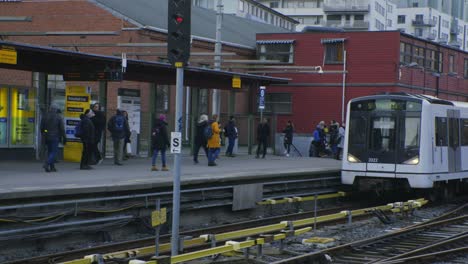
[{"xmin": 0, "ymin": 41, "xmax": 289, "ymax": 90}]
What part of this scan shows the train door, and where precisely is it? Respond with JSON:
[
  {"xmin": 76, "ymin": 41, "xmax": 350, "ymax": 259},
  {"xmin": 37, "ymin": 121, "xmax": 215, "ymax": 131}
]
[
  {"xmin": 434, "ymin": 116, "xmax": 448, "ymax": 173},
  {"xmin": 366, "ymin": 112, "xmax": 397, "ymax": 172},
  {"xmin": 447, "ymin": 110, "xmax": 461, "ymax": 173}
]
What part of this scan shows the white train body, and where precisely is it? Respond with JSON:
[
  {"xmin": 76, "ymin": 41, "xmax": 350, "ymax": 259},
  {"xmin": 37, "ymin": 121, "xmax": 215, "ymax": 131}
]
[{"xmin": 342, "ymin": 93, "xmax": 468, "ymax": 189}]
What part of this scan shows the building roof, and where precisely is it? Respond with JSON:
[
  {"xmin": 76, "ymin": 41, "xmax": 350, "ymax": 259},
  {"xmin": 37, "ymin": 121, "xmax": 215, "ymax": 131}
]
[
  {"xmin": 0, "ymin": 40, "xmax": 289, "ymax": 89},
  {"xmin": 92, "ymin": 0, "xmax": 291, "ymax": 49}
]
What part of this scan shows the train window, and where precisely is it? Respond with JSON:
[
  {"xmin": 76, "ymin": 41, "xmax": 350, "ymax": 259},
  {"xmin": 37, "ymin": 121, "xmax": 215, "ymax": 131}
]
[
  {"xmin": 463, "ymin": 119, "xmax": 468, "ymax": 146},
  {"xmin": 435, "ymin": 117, "xmax": 447, "ymax": 146},
  {"xmin": 400, "ymin": 117, "xmax": 420, "ymax": 161},
  {"xmin": 369, "ymin": 117, "xmax": 396, "ymax": 152}
]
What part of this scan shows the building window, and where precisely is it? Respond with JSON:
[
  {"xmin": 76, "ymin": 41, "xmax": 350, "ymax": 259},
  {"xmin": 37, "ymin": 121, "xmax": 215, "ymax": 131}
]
[
  {"xmin": 442, "ymin": 20, "xmax": 449, "ymax": 28},
  {"xmin": 355, "ymin": 15, "xmax": 364, "ymax": 21},
  {"xmin": 412, "ymin": 2, "xmax": 418, "ymax": 7},
  {"xmin": 270, "ymin": 1, "xmax": 279, "ymax": 8},
  {"xmin": 415, "ymin": 28, "xmax": 423, "ymax": 37},
  {"xmin": 374, "ymin": 2, "xmax": 385, "ymax": 16},
  {"xmin": 155, "ymin": 85, "xmax": 170, "ymax": 113},
  {"xmin": 239, "ymin": 0, "xmax": 244, "ymax": 12},
  {"xmin": 387, "ymin": 4, "xmax": 393, "ymax": 13},
  {"xmin": 257, "ymin": 43, "xmax": 294, "ymax": 63},
  {"xmin": 324, "ymin": 42, "xmax": 344, "ymax": 64},
  {"xmin": 397, "ymin": 15, "xmax": 405, "ymax": 24},
  {"xmin": 263, "ymin": 93, "xmax": 292, "ymax": 114},
  {"xmin": 400, "ymin": 42, "xmax": 412, "ymax": 64},
  {"xmin": 415, "ymin": 14, "xmax": 423, "ymax": 22},
  {"xmin": 449, "ymin": 54, "xmax": 456, "ymax": 73},
  {"xmin": 387, "ymin": 19, "xmax": 392, "ymax": 27},
  {"xmin": 413, "ymin": 46, "xmax": 424, "ymax": 66},
  {"xmin": 464, "ymin": 59, "xmax": 468, "ymax": 78},
  {"xmin": 375, "ymin": 19, "xmax": 385, "ymax": 30},
  {"xmin": 198, "ymin": 89, "xmax": 208, "ymax": 115},
  {"xmin": 423, "ymin": 49, "xmax": 442, "ymax": 72}
]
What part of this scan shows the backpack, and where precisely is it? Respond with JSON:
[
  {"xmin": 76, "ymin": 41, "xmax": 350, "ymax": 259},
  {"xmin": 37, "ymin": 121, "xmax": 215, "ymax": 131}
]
[
  {"xmin": 114, "ymin": 115, "xmax": 125, "ymax": 132},
  {"xmin": 204, "ymin": 124, "xmax": 213, "ymax": 140},
  {"xmin": 74, "ymin": 121, "xmax": 83, "ymax": 138}
]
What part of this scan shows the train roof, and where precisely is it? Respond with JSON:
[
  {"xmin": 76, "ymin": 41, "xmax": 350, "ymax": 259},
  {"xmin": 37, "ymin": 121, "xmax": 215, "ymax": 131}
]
[{"xmin": 351, "ymin": 93, "xmax": 455, "ymax": 106}]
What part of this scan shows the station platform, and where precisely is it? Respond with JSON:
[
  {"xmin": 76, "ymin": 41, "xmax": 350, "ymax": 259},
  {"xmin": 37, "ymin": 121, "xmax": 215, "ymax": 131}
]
[{"xmin": 0, "ymin": 149, "xmax": 341, "ymax": 201}]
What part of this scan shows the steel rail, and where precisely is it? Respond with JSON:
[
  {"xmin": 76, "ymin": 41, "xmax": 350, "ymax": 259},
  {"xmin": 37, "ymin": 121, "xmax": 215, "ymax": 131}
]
[{"xmin": 270, "ymin": 203, "xmax": 468, "ymax": 264}]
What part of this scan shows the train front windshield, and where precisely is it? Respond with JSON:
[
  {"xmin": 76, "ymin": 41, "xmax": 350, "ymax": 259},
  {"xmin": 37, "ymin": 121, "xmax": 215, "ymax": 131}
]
[{"xmin": 348, "ymin": 98, "xmax": 422, "ymax": 164}]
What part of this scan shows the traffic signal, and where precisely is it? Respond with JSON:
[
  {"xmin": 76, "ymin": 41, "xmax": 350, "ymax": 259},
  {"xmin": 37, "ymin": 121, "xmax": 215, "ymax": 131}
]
[{"xmin": 167, "ymin": 0, "xmax": 191, "ymax": 67}]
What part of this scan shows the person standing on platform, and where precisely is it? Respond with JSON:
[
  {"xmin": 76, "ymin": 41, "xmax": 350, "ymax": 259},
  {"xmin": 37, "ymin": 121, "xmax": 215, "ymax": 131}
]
[
  {"xmin": 256, "ymin": 118, "xmax": 270, "ymax": 159},
  {"xmin": 193, "ymin": 114, "xmax": 209, "ymax": 164},
  {"xmin": 282, "ymin": 120, "xmax": 294, "ymax": 157},
  {"xmin": 40, "ymin": 104, "xmax": 66, "ymax": 172},
  {"xmin": 78, "ymin": 109, "xmax": 95, "ymax": 170},
  {"xmin": 122, "ymin": 110, "xmax": 132, "ymax": 160},
  {"xmin": 151, "ymin": 114, "xmax": 170, "ymax": 171},
  {"xmin": 90, "ymin": 103, "xmax": 105, "ymax": 164},
  {"xmin": 224, "ymin": 115, "xmax": 238, "ymax": 157},
  {"xmin": 207, "ymin": 114, "xmax": 221, "ymax": 166},
  {"xmin": 107, "ymin": 109, "xmax": 129, "ymax": 165},
  {"xmin": 336, "ymin": 122, "xmax": 346, "ymax": 160}
]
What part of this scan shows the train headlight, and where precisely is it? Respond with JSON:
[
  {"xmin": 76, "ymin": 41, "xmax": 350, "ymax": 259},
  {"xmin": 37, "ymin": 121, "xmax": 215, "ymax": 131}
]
[
  {"xmin": 347, "ymin": 154, "xmax": 361, "ymax": 163},
  {"xmin": 403, "ymin": 155, "xmax": 419, "ymax": 165}
]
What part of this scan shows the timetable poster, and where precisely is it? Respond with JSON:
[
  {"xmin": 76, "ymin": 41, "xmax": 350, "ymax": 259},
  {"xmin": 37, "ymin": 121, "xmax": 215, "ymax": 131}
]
[{"xmin": 63, "ymin": 86, "xmax": 90, "ymax": 162}]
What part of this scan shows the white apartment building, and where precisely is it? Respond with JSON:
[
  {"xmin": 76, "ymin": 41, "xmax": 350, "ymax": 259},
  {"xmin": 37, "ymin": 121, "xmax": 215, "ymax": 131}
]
[
  {"xmin": 257, "ymin": 0, "xmax": 468, "ymax": 51},
  {"xmin": 192, "ymin": 0, "xmax": 299, "ymax": 31}
]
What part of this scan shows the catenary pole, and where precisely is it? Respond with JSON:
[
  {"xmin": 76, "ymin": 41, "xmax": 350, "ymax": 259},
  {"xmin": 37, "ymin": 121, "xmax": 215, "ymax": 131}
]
[
  {"xmin": 211, "ymin": 0, "xmax": 222, "ymax": 116},
  {"xmin": 171, "ymin": 66, "xmax": 184, "ymax": 255}
]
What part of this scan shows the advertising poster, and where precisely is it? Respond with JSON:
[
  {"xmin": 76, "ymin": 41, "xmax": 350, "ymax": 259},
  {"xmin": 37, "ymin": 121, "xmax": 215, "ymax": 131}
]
[
  {"xmin": 63, "ymin": 86, "xmax": 90, "ymax": 162},
  {"xmin": 10, "ymin": 87, "xmax": 35, "ymax": 146},
  {"xmin": 0, "ymin": 87, "xmax": 7, "ymax": 145}
]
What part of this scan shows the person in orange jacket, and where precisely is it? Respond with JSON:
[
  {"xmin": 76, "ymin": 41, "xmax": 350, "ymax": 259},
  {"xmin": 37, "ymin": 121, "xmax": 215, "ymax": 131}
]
[{"xmin": 207, "ymin": 114, "xmax": 221, "ymax": 166}]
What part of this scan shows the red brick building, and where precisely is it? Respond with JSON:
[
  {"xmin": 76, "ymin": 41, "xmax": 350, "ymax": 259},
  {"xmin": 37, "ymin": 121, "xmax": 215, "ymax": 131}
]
[
  {"xmin": 257, "ymin": 31, "xmax": 468, "ymax": 134},
  {"xmin": 0, "ymin": 0, "xmax": 288, "ymax": 159}
]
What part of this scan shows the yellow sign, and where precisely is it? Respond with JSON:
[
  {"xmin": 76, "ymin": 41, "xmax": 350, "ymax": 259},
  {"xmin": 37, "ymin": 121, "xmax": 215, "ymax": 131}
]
[
  {"xmin": 151, "ymin": 207, "xmax": 167, "ymax": 227},
  {"xmin": 232, "ymin": 76, "xmax": 241, "ymax": 89},
  {"xmin": 10, "ymin": 87, "xmax": 36, "ymax": 146},
  {"xmin": 63, "ymin": 86, "xmax": 90, "ymax": 162},
  {"xmin": 0, "ymin": 49, "xmax": 17, "ymax": 65}
]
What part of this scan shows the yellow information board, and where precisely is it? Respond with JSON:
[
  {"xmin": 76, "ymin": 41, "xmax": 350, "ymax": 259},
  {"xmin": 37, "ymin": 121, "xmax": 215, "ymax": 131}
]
[
  {"xmin": 151, "ymin": 207, "xmax": 167, "ymax": 227},
  {"xmin": 0, "ymin": 48, "xmax": 17, "ymax": 65},
  {"xmin": 232, "ymin": 76, "xmax": 241, "ymax": 89},
  {"xmin": 63, "ymin": 86, "xmax": 90, "ymax": 162},
  {"xmin": 10, "ymin": 87, "xmax": 35, "ymax": 146},
  {"xmin": 0, "ymin": 87, "xmax": 7, "ymax": 145}
]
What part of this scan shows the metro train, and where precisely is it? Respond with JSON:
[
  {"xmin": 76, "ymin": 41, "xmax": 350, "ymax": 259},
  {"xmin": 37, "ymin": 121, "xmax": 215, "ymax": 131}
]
[{"xmin": 341, "ymin": 93, "xmax": 468, "ymax": 194}]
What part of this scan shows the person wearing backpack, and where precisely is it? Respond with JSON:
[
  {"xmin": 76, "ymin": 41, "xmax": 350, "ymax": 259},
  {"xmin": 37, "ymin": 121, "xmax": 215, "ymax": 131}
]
[
  {"xmin": 207, "ymin": 114, "xmax": 221, "ymax": 166},
  {"xmin": 193, "ymin": 114, "xmax": 209, "ymax": 164},
  {"xmin": 107, "ymin": 109, "xmax": 130, "ymax": 165},
  {"xmin": 151, "ymin": 114, "xmax": 170, "ymax": 171},
  {"xmin": 40, "ymin": 104, "xmax": 66, "ymax": 172},
  {"xmin": 78, "ymin": 109, "xmax": 95, "ymax": 170}
]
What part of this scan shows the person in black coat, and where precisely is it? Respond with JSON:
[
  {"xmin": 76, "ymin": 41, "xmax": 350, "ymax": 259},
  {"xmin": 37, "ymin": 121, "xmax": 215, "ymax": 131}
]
[
  {"xmin": 256, "ymin": 118, "xmax": 270, "ymax": 159},
  {"xmin": 224, "ymin": 116, "xmax": 238, "ymax": 157},
  {"xmin": 40, "ymin": 104, "xmax": 66, "ymax": 172},
  {"xmin": 193, "ymin": 114, "xmax": 209, "ymax": 164},
  {"xmin": 90, "ymin": 103, "xmax": 105, "ymax": 164},
  {"xmin": 122, "ymin": 110, "xmax": 132, "ymax": 160},
  {"xmin": 79, "ymin": 109, "xmax": 95, "ymax": 170},
  {"xmin": 151, "ymin": 114, "xmax": 170, "ymax": 171},
  {"xmin": 282, "ymin": 120, "xmax": 294, "ymax": 157}
]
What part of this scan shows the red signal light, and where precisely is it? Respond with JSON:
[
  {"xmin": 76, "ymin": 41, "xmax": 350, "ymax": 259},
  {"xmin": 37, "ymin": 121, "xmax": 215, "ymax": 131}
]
[{"xmin": 175, "ymin": 15, "xmax": 183, "ymax": 24}]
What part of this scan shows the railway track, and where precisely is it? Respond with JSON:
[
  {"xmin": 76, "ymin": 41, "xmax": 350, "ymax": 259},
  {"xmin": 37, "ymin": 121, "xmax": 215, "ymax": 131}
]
[
  {"xmin": 272, "ymin": 203, "xmax": 468, "ymax": 264},
  {"xmin": 5, "ymin": 205, "xmax": 353, "ymax": 264}
]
